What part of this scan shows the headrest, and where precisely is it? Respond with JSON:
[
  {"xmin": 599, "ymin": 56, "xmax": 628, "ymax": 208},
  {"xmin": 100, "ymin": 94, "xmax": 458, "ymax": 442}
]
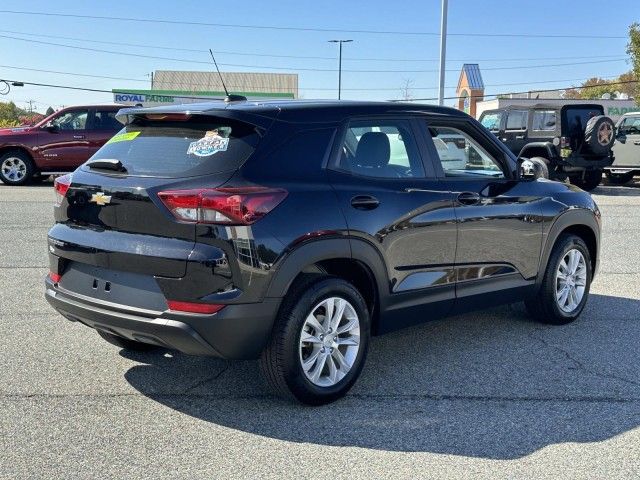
[{"xmin": 354, "ymin": 132, "xmax": 390, "ymax": 169}]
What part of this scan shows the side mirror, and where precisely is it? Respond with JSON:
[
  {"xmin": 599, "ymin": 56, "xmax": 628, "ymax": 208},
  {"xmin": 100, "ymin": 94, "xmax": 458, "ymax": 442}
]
[
  {"xmin": 44, "ymin": 122, "xmax": 59, "ymax": 133},
  {"xmin": 517, "ymin": 157, "xmax": 548, "ymax": 181}
]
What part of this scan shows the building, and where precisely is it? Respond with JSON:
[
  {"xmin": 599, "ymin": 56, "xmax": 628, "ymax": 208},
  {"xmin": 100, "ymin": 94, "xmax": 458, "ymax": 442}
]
[
  {"xmin": 113, "ymin": 70, "xmax": 298, "ymax": 107},
  {"xmin": 455, "ymin": 64, "xmax": 484, "ymax": 118}
]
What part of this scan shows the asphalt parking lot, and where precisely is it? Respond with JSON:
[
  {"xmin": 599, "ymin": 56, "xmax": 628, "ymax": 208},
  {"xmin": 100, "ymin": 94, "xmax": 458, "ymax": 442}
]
[{"xmin": 1, "ymin": 179, "xmax": 639, "ymax": 479}]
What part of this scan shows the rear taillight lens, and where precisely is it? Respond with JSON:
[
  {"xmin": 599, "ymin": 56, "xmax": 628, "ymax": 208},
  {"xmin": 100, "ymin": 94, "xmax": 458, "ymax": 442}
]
[
  {"xmin": 560, "ymin": 136, "xmax": 570, "ymax": 148},
  {"xmin": 158, "ymin": 187, "xmax": 288, "ymax": 225},
  {"xmin": 54, "ymin": 174, "xmax": 72, "ymax": 205}
]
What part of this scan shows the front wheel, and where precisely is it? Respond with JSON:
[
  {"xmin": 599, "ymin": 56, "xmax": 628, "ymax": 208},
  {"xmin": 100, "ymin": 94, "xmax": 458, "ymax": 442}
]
[
  {"xmin": 0, "ymin": 150, "xmax": 35, "ymax": 185},
  {"xmin": 260, "ymin": 274, "xmax": 370, "ymax": 405},
  {"xmin": 525, "ymin": 234, "xmax": 592, "ymax": 325},
  {"xmin": 570, "ymin": 169, "xmax": 602, "ymax": 191}
]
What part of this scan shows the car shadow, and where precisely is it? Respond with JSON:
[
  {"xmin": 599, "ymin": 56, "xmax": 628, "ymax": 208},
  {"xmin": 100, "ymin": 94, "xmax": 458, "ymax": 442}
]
[
  {"xmin": 593, "ymin": 182, "xmax": 640, "ymax": 196},
  {"xmin": 123, "ymin": 293, "xmax": 640, "ymax": 459}
]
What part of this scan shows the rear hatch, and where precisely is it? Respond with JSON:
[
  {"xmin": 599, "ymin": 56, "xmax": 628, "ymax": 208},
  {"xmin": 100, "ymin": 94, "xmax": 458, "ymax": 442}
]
[{"xmin": 49, "ymin": 110, "xmax": 274, "ymax": 279}]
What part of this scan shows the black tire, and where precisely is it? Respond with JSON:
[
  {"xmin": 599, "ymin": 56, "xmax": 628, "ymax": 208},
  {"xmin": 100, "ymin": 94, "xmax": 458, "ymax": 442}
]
[
  {"xmin": 525, "ymin": 234, "xmax": 592, "ymax": 325},
  {"xmin": 529, "ymin": 157, "xmax": 550, "ymax": 180},
  {"xmin": 606, "ymin": 172, "xmax": 634, "ymax": 185},
  {"xmin": 584, "ymin": 115, "xmax": 615, "ymax": 155},
  {"xmin": 259, "ymin": 274, "xmax": 370, "ymax": 405},
  {"xmin": 0, "ymin": 150, "xmax": 35, "ymax": 185},
  {"xmin": 96, "ymin": 330, "xmax": 158, "ymax": 351},
  {"xmin": 570, "ymin": 169, "xmax": 602, "ymax": 191}
]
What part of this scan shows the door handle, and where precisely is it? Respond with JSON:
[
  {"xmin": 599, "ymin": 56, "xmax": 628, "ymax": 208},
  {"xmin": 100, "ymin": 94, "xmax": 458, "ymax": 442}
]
[
  {"xmin": 351, "ymin": 195, "xmax": 379, "ymax": 210},
  {"xmin": 73, "ymin": 135, "xmax": 86, "ymax": 139},
  {"xmin": 515, "ymin": 135, "xmax": 525, "ymax": 139},
  {"xmin": 457, "ymin": 191, "xmax": 481, "ymax": 206}
]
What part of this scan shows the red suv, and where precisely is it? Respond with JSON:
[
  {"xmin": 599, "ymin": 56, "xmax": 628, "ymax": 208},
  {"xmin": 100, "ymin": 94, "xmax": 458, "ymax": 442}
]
[{"xmin": 0, "ymin": 105, "xmax": 122, "ymax": 185}]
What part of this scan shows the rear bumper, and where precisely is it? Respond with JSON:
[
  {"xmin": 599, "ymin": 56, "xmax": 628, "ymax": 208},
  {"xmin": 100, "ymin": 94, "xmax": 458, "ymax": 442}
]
[
  {"xmin": 44, "ymin": 278, "xmax": 281, "ymax": 359},
  {"xmin": 559, "ymin": 155, "xmax": 614, "ymax": 169}
]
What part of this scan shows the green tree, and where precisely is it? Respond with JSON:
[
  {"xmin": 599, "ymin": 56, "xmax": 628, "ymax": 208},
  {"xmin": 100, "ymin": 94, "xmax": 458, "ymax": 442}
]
[
  {"xmin": 627, "ymin": 22, "xmax": 640, "ymax": 102},
  {"xmin": 0, "ymin": 101, "xmax": 21, "ymax": 128}
]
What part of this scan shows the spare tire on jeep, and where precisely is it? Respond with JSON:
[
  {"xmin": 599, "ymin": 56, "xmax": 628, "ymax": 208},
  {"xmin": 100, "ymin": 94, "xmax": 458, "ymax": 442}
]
[{"xmin": 584, "ymin": 115, "xmax": 615, "ymax": 155}]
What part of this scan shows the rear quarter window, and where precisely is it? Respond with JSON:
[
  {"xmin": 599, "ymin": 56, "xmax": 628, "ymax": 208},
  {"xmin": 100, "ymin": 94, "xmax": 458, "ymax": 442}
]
[{"xmin": 86, "ymin": 116, "xmax": 261, "ymax": 178}]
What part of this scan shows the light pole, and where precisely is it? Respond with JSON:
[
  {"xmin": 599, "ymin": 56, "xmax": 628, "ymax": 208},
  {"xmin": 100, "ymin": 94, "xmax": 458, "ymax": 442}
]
[
  {"xmin": 328, "ymin": 39, "xmax": 352, "ymax": 100},
  {"xmin": 438, "ymin": 0, "xmax": 448, "ymax": 106}
]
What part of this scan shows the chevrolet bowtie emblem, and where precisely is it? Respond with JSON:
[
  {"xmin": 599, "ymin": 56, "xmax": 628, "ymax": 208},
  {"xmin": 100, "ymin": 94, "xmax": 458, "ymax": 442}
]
[{"xmin": 90, "ymin": 192, "xmax": 112, "ymax": 206}]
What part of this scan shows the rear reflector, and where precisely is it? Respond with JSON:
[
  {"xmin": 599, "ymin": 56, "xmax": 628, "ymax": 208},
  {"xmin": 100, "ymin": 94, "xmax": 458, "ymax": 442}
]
[
  {"xmin": 49, "ymin": 272, "xmax": 62, "ymax": 283},
  {"xmin": 54, "ymin": 174, "xmax": 72, "ymax": 205},
  {"xmin": 167, "ymin": 300, "xmax": 225, "ymax": 314},
  {"xmin": 158, "ymin": 187, "xmax": 287, "ymax": 225}
]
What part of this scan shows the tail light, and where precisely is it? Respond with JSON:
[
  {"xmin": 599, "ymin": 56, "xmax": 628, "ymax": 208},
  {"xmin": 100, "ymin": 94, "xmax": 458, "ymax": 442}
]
[
  {"xmin": 54, "ymin": 174, "xmax": 72, "ymax": 205},
  {"xmin": 560, "ymin": 136, "xmax": 570, "ymax": 148},
  {"xmin": 158, "ymin": 187, "xmax": 288, "ymax": 225}
]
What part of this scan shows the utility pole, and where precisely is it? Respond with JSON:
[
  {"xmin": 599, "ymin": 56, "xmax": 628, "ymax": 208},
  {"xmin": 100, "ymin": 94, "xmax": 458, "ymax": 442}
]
[
  {"xmin": 26, "ymin": 99, "xmax": 35, "ymax": 113},
  {"xmin": 438, "ymin": 0, "xmax": 448, "ymax": 106},
  {"xmin": 328, "ymin": 39, "xmax": 353, "ymax": 100}
]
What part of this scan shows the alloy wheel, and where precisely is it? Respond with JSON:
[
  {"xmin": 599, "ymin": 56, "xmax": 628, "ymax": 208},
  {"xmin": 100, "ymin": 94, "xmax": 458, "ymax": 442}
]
[
  {"xmin": 298, "ymin": 296, "xmax": 361, "ymax": 387},
  {"xmin": 555, "ymin": 248, "xmax": 587, "ymax": 313},
  {"xmin": 1, "ymin": 156, "xmax": 27, "ymax": 182}
]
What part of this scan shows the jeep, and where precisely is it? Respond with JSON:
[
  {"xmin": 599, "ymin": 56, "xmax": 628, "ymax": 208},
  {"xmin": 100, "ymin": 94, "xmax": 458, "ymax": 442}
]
[
  {"xmin": 0, "ymin": 105, "xmax": 122, "ymax": 185},
  {"xmin": 479, "ymin": 103, "xmax": 616, "ymax": 191},
  {"xmin": 45, "ymin": 100, "xmax": 601, "ymax": 405},
  {"xmin": 606, "ymin": 111, "xmax": 640, "ymax": 184}
]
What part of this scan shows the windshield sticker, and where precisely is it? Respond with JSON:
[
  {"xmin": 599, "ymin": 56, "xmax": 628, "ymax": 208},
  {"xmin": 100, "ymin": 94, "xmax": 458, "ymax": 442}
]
[
  {"xmin": 107, "ymin": 131, "xmax": 141, "ymax": 144},
  {"xmin": 187, "ymin": 130, "xmax": 229, "ymax": 157}
]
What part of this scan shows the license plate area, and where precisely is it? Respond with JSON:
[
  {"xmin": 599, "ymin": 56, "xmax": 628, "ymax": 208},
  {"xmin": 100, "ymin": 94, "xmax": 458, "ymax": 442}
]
[{"xmin": 59, "ymin": 262, "xmax": 168, "ymax": 311}]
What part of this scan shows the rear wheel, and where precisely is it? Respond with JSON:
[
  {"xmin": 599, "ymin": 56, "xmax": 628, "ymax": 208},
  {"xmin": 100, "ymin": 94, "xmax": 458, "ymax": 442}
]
[
  {"xmin": 97, "ymin": 330, "xmax": 158, "ymax": 351},
  {"xmin": 570, "ymin": 169, "xmax": 602, "ymax": 191},
  {"xmin": 525, "ymin": 234, "xmax": 592, "ymax": 325},
  {"xmin": 0, "ymin": 150, "xmax": 34, "ymax": 185},
  {"xmin": 260, "ymin": 274, "xmax": 370, "ymax": 405},
  {"xmin": 606, "ymin": 172, "xmax": 634, "ymax": 185}
]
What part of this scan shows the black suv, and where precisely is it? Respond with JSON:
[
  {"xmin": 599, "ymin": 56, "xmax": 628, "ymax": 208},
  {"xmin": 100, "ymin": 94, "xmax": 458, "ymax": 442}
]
[
  {"xmin": 479, "ymin": 103, "xmax": 616, "ymax": 191},
  {"xmin": 45, "ymin": 100, "xmax": 601, "ymax": 405}
]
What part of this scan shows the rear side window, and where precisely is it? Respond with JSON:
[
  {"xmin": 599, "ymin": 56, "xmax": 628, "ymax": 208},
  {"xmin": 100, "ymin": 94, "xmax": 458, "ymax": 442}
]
[
  {"xmin": 505, "ymin": 110, "xmax": 528, "ymax": 130},
  {"xmin": 532, "ymin": 110, "xmax": 557, "ymax": 131},
  {"xmin": 480, "ymin": 112, "xmax": 502, "ymax": 131},
  {"xmin": 92, "ymin": 110, "xmax": 121, "ymax": 131},
  {"xmin": 87, "ymin": 116, "xmax": 261, "ymax": 177}
]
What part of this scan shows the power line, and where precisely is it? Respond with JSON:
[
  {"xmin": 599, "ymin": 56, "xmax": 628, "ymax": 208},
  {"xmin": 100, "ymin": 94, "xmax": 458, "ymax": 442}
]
[
  {"xmin": 0, "ymin": 10, "xmax": 627, "ymax": 39},
  {"xmin": 3, "ymin": 78, "xmax": 637, "ymax": 103},
  {"xmin": 0, "ymin": 29, "xmax": 625, "ymax": 63},
  {"xmin": 0, "ymin": 34, "xmax": 628, "ymax": 73},
  {"xmin": 403, "ymin": 79, "xmax": 640, "ymax": 102},
  {"xmin": 0, "ymin": 64, "xmax": 627, "ymax": 92}
]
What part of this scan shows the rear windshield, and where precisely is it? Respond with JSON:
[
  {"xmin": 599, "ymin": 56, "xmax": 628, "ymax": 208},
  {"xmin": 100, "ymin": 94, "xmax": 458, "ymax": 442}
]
[
  {"xmin": 85, "ymin": 116, "xmax": 261, "ymax": 177},
  {"xmin": 563, "ymin": 106, "xmax": 603, "ymax": 135}
]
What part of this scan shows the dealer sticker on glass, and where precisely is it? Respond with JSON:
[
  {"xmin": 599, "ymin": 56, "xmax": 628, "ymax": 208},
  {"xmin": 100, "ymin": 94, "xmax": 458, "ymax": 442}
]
[{"xmin": 187, "ymin": 130, "xmax": 229, "ymax": 157}]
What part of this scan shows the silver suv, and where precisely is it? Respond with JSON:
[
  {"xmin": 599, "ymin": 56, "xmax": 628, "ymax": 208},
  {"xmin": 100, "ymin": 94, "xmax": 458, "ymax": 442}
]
[{"xmin": 606, "ymin": 112, "xmax": 640, "ymax": 184}]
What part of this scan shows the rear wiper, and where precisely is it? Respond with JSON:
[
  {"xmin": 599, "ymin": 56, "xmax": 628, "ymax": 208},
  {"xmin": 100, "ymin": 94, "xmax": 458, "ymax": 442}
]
[{"xmin": 87, "ymin": 158, "xmax": 127, "ymax": 173}]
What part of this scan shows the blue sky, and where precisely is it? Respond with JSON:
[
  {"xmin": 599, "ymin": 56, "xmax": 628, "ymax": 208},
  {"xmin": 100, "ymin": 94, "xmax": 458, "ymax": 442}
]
[{"xmin": 0, "ymin": 0, "xmax": 635, "ymax": 112}]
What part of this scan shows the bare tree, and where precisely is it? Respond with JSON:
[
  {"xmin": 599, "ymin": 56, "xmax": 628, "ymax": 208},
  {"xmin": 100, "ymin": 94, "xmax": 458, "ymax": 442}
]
[{"xmin": 399, "ymin": 79, "xmax": 415, "ymax": 101}]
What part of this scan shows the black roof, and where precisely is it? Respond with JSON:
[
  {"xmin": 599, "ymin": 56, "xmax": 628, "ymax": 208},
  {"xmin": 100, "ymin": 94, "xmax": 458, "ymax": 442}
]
[{"xmin": 117, "ymin": 99, "xmax": 468, "ymax": 125}]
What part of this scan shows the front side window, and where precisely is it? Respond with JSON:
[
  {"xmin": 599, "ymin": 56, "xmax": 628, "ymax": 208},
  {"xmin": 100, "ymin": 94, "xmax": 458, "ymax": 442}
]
[
  {"xmin": 51, "ymin": 110, "xmax": 88, "ymax": 131},
  {"xmin": 532, "ymin": 110, "xmax": 557, "ymax": 131},
  {"xmin": 427, "ymin": 125, "xmax": 505, "ymax": 178},
  {"xmin": 338, "ymin": 120, "xmax": 424, "ymax": 178},
  {"xmin": 480, "ymin": 112, "xmax": 502, "ymax": 131},
  {"xmin": 619, "ymin": 116, "xmax": 640, "ymax": 135},
  {"xmin": 506, "ymin": 110, "xmax": 528, "ymax": 131}
]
